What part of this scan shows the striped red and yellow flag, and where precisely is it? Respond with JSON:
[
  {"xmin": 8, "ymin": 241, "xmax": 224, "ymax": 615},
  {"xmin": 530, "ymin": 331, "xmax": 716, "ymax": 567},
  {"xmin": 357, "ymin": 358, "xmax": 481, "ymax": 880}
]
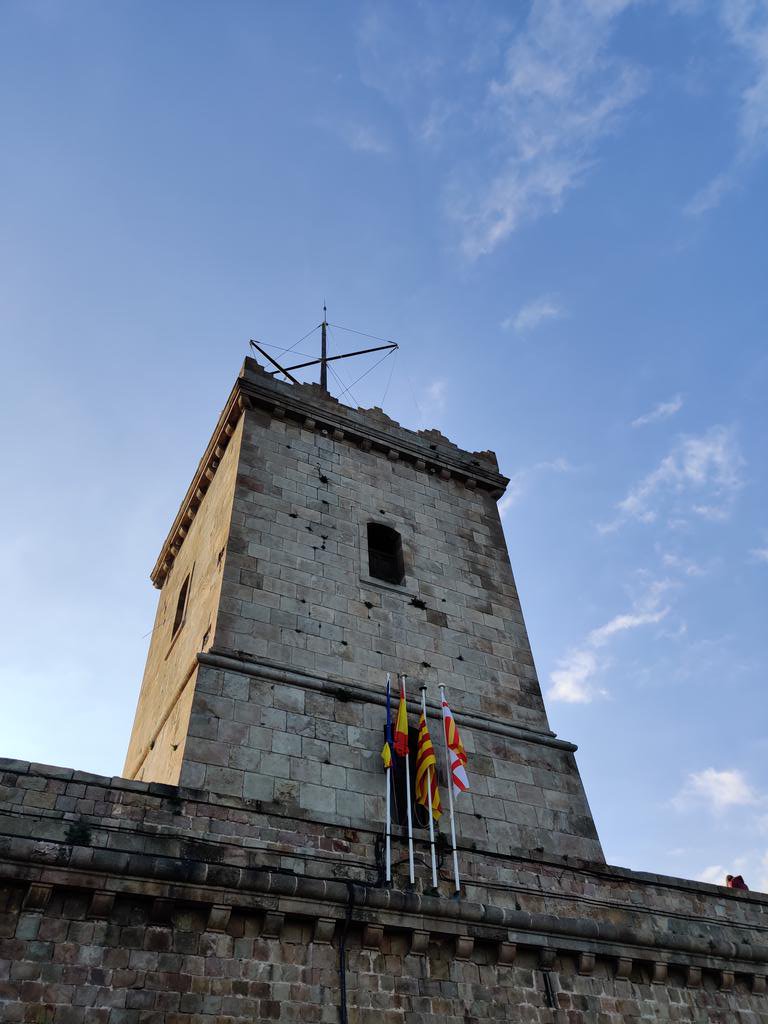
[
  {"xmin": 442, "ymin": 698, "xmax": 469, "ymax": 797},
  {"xmin": 415, "ymin": 711, "xmax": 442, "ymax": 820}
]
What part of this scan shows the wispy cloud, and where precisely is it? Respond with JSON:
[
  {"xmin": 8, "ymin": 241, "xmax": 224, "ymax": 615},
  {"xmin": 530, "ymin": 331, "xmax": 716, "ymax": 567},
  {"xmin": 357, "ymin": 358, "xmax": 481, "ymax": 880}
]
[
  {"xmin": 455, "ymin": 1, "xmax": 646, "ymax": 257},
  {"xmin": 600, "ymin": 426, "xmax": 744, "ymax": 532},
  {"xmin": 661, "ymin": 552, "xmax": 708, "ymax": 577},
  {"xmin": 674, "ymin": 768, "xmax": 758, "ymax": 812},
  {"xmin": 696, "ymin": 863, "xmax": 727, "ymax": 885},
  {"xmin": 549, "ymin": 578, "xmax": 671, "ymax": 703},
  {"xmin": 357, "ymin": 1, "xmax": 646, "ymax": 258},
  {"xmin": 750, "ymin": 545, "xmax": 768, "ymax": 564},
  {"xmin": 341, "ymin": 122, "xmax": 390, "ymax": 155},
  {"xmin": 684, "ymin": 0, "xmax": 768, "ymax": 215},
  {"xmin": 631, "ymin": 394, "xmax": 683, "ymax": 428},
  {"xmin": 321, "ymin": 111, "xmax": 391, "ymax": 155},
  {"xmin": 498, "ymin": 457, "xmax": 572, "ymax": 517},
  {"xmin": 418, "ymin": 379, "xmax": 447, "ymax": 425},
  {"xmin": 502, "ymin": 296, "xmax": 562, "ymax": 333}
]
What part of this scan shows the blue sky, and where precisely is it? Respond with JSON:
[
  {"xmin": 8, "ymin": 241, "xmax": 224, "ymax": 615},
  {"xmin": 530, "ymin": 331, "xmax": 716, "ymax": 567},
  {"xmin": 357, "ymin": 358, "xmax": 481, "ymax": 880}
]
[{"xmin": 1, "ymin": 0, "xmax": 766, "ymax": 888}]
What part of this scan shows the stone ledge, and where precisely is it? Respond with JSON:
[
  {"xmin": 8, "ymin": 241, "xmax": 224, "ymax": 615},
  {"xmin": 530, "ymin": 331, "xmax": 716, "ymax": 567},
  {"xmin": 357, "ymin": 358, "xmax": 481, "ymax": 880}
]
[
  {"xmin": 2, "ymin": 843, "xmax": 767, "ymax": 972},
  {"xmin": 3, "ymin": 874, "xmax": 766, "ymax": 992},
  {"xmin": 4, "ymin": 756, "xmax": 768, "ymax": 914},
  {"xmin": 197, "ymin": 649, "xmax": 574, "ymax": 752}
]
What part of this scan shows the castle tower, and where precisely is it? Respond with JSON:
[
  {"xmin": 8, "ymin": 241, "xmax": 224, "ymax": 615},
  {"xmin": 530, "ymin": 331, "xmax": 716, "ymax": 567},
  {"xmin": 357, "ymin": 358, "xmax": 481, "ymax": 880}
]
[
  {"xmin": 124, "ymin": 357, "xmax": 603, "ymax": 866},
  {"xmin": 3, "ymin": 352, "xmax": 768, "ymax": 1022}
]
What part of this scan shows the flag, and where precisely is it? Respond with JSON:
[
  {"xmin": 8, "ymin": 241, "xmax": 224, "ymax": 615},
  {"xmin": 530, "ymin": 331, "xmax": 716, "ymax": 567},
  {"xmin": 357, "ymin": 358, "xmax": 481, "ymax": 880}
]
[
  {"xmin": 442, "ymin": 698, "xmax": 469, "ymax": 796},
  {"xmin": 381, "ymin": 677, "xmax": 393, "ymax": 769},
  {"xmin": 393, "ymin": 679, "xmax": 409, "ymax": 757},
  {"xmin": 415, "ymin": 711, "xmax": 442, "ymax": 820}
]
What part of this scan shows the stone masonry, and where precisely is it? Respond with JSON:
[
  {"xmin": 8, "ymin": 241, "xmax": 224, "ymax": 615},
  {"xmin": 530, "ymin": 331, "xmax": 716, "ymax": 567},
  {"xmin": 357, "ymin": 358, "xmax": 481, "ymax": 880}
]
[
  {"xmin": 124, "ymin": 358, "xmax": 602, "ymax": 866},
  {"xmin": 1, "ymin": 357, "xmax": 767, "ymax": 1022}
]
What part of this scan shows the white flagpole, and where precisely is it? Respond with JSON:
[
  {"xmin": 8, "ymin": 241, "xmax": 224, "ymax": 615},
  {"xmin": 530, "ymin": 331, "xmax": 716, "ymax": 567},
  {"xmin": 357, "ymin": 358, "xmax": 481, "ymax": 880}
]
[
  {"xmin": 439, "ymin": 683, "xmax": 461, "ymax": 895},
  {"xmin": 420, "ymin": 685, "xmax": 439, "ymax": 890},
  {"xmin": 401, "ymin": 674, "xmax": 415, "ymax": 885},
  {"xmin": 385, "ymin": 673, "xmax": 392, "ymax": 883}
]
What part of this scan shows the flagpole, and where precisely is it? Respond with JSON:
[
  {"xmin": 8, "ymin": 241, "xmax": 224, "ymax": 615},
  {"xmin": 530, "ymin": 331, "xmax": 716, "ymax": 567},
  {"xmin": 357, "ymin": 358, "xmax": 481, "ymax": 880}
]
[
  {"xmin": 439, "ymin": 683, "xmax": 461, "ymax": 895},
  {"xmin": 385, "ymin": 673, "xmax": 392, "ymax": 883},
  {"xmin": 401, "ymin": 675, "xmax": 415, "ymax": 885},
  {"xmin": 420, "ymin": 685, "xmax": 439, "ymax": 890}
]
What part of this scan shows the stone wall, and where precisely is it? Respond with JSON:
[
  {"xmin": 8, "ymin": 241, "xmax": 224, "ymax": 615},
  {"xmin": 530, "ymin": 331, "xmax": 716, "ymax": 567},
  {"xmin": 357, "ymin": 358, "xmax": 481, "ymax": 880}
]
[
  {"xmin": 123, "ymin": 414, "xmax": 245, "ymax": 784},
  {"xmin": 179, "ymin": 659, "xmax": 603, "ymax": 865},
  {"xmin": 2, "ymin": 760, "xmax": 767, "ymax": 1023},
  {"xmin": 117, "ymin": 360, "xmax": 602, "ymax": 860},
  {"xmin": 218, "ymin": 369, "xmax": 547, "ymax": 729}
]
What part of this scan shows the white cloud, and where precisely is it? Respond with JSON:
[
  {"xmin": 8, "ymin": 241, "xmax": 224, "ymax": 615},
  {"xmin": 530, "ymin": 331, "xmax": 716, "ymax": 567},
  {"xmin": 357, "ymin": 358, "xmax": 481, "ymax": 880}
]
[
  {"xmin": 696, "ymin": 863, "xmax": 727, "ymax": 885},
  {"xmin": 601, "ymin": 426, "xmax": 744, "ymax": 531},
  {"xmin": 417, "ymin": 379, "xmax": 447, "ymax": 425},
  {"xmin": 424, "ymin": 379, "xmax": 446, "ymax": 408},
  {"xmin": 674, "ymin": 768, "xmax": 758, "ymax": 812},
  {"xmin": 498, "ymin": 457, "xmax": 571, "ymax": 517},
  {"xmin": 455, "ymin": 0, "xmax": 646, "ymax": 257},
  {"xmin": 502, "ymin": 297, "xmax": 562, "ymax": 333},
  {"xmin": 587, "ymin": 607, "xmax": 668, "ymax": 647},
  {"xmin": 356, "ymin": 1, "xmax": 646, "ymax": 257},
  {"xmin": 685, "ymin": 0, "xmax": 768, "ymax": 215},
  {"xmin": 320, "ymin": 111, "xmax": 391, "ymax": 155},
  {"xmin": 342, "ymin": 123, "xmax": 390, "ymax": 155},
  {"xmin": 631, "ymin": 394, "xmax": 684, "ymax": 428},
  {"xmin": 661, "ymin": 552, "xmax": 707, "ymax": 576},
  {"xmin": 550, "ymin": 649, "xmax": 600, "ymax": 704},
  {"xmin": 548, "ymin": 577, "xmax": 671, "ymax": 703},
  {"xmin": 750, "ymin": 546, "xmax": 768, "ymax": 564}
]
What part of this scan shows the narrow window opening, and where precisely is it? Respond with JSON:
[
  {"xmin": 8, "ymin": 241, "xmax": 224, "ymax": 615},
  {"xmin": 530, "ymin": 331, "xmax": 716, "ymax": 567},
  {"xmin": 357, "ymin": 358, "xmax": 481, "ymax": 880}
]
[
  {"xmin": 367, "ymin": 523, "xmax": 404, "ymax": 585},
  {"xmin": 172, "ymin": 574, "xmax": 191, "ymax": 638}
]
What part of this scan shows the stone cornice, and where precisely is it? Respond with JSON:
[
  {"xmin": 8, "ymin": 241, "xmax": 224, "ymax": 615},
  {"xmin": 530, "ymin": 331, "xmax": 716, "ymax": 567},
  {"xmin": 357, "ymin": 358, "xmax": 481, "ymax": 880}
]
[
  {"xmin": 198, "ymin": 649, "xmax": 574, "ymax": 751},
  {"xmin": 150, "ymin": 379, "xmax": 245, "ymax": 588},
  {"xmin": 3, "ymin": 758, "xmax": 766, "ymax": 912},
  {"xmin": 150, "ymin": 358, "xmax": 510, "ymax": 588},
  {"xmin": 1, "ymin": 829, "xmax": 767, "ymax": 982}
]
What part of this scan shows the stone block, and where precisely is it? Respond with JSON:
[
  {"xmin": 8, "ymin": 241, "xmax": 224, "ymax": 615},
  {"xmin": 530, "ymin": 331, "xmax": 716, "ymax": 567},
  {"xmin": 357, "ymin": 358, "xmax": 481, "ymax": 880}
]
[
  {"xmin": 362, "ymin": 924, "xmax": 384, "ymax": 949},
  {"xmin": 23, "ymin": 884, "xmax": 53, "ymax": 912},
  {"xmin": 686, "ymin": 966, "xmax": 702, "ymax": 988},
  {"xmin": 206, "ymin": 906, "xmax": 232, "ymax": 933},
  {"xmin": 578, "ymin": 952, "xmax": 595, "ymax": 975},
  {"xmin": 313, "ymin": 918, "xmax": 336, "ymax": 944},
  {"xmin": 300, "ymin": 782, "xmax": 335, "ymax": 814},
  {"xmin": 261, "ymin": 912, "xmax": 284, "ymax": 938},
  {"xmin": 87, "ymin": 894, "xmax": 115, "ymax": 920},
  {"xmin": 498, "ymin": 942, "xmax": 517, "ymax": 965},
  {"xmin": 652, "ymin": 962, "xmax": 668, "ymax": 984}
]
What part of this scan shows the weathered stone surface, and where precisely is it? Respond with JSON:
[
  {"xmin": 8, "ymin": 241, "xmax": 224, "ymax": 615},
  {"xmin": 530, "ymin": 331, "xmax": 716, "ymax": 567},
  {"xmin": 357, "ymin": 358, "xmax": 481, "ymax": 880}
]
[
  {"xmin": 119, "ymin": 360, "xmax": 603, "ymax": 863},
  {"xmin": 2, "ymin": 362, "xmax": 767, "ymax": 1022}
]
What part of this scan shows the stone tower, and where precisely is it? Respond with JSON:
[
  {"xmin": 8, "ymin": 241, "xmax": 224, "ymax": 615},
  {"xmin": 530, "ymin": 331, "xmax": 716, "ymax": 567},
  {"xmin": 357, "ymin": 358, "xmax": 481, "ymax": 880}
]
[
  {"xmin": 3, "ymin": 355, "xmax": 767, "ymax": 1023},
  {"xmin": 123, "ymin": 356, "xmax": 603, "ymax": 866}
]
